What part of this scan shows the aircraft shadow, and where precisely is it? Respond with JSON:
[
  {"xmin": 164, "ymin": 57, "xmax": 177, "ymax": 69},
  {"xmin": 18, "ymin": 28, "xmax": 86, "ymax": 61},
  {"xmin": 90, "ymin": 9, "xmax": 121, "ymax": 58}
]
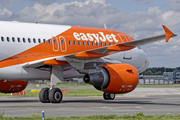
[{"xmin": 62, "ymin": 99, "xmax": 180, "ymax": 106}]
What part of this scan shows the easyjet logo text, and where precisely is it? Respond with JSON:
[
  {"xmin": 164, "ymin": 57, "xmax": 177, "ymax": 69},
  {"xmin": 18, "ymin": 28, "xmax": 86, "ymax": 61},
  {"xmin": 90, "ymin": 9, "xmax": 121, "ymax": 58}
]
[{"xmin": 73, "ymin": 32, "xmax": 119, "ymax": 43}]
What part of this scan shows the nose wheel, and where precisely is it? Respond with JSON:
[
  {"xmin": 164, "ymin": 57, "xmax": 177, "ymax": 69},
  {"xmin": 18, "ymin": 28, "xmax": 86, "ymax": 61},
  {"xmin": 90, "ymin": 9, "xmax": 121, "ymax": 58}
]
[
  {"xmin": 103, "ymin": 92, "xmax": 115, "ymax": 100},
  {"xmin": 39, "ymin": 87, "xmax": 63, "ymax": 103}
]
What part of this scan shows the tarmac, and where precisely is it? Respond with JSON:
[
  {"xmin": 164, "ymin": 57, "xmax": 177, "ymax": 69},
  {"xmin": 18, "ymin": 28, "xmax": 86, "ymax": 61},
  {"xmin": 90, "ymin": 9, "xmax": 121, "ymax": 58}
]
[
  {"xmin": 0, "ymin": 87, "xmax": 180, "ymax": 118},
  {"xmin": 125, "ymin": 87, "xmax": 180, "ymax": 96}
]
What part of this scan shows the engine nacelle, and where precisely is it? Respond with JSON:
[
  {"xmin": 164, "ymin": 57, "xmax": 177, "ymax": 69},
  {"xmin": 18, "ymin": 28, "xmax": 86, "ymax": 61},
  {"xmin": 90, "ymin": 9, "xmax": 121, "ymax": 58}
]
[
  {"xmin": 0, "ymin": 80, "xmax": 28, "ymax": 93},
  {"xmin": 83, "ymin": 64, "xmax": 139, "ymax": 94}
]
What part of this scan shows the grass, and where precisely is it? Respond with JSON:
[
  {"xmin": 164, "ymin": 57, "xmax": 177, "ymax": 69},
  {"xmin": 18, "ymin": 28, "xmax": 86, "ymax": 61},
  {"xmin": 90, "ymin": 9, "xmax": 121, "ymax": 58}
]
[
  {"xmin": 0, "ymin": 83, "xmax": 180, "ymax": 97},
  {"xmin": 137, "ymin": 84, "xmax": 180, "ymax": 87},
  {"xmin": 53, "ymin": 82, "xmax": 180, "ymax": 87},
  {"xmin": 63, "ymin": 89, "xmax": 103, "ymax": 96},
  {"xmin": 56, "ymin": 82, "xmax": 92, "ymax": 87},
  {"xmin": 56, "ymin": 82, "xmax": 180, "ymax": 87},
  {"xmin": 0, "ymin": 88, "xmax": 104, "ymax": 97},
  {"xmin": 27, "ymin": 82, "xmax": 180, "ymax": 88},
  {"xmin": 0, "ymin": 113, "xmax": 180, "ymax": 120},
  {"xmin": 36, "ymin": 82, "xmax": 92, "ymax": 87}
]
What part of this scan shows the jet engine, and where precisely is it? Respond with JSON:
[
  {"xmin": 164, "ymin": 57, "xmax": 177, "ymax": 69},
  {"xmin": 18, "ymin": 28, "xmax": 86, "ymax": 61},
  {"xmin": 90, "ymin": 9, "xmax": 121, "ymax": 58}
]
[
  {"xmin": 83, "ymin": 64, "xmax": 139, "ymax": 94},
  {"xmin": 0, "ymin": 80, "xmax": 28, "ymax": 93}
]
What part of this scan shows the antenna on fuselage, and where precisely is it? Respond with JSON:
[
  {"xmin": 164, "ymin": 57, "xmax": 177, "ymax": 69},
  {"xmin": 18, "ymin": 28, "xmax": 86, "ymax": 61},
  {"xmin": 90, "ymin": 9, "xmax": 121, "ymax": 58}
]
[{"xmin": 104, "ymin": 24, "xmax": 107, "ymax": 29}]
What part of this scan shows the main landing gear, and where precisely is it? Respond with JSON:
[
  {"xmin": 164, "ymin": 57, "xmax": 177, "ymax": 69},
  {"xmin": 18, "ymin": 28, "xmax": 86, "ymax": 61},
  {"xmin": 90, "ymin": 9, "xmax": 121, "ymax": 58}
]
[
  {"xmin": 39, "ymin": 87, "xmax": 63, "ymax": 103},
  {"xmin": 39, "ymin": 66, "xmax": 64, "ymax": 103},
  {"xmin": 103, "ymin": 92, "xmax": 115, "ymax": 100}
]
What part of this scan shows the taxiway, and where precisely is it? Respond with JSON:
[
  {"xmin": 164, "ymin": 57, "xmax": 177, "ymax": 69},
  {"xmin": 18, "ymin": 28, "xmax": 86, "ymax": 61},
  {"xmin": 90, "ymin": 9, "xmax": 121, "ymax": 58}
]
[
  {"xmin": 0, "ymin": 87, "xmax": 180, "ymax": 117},
  {"xmin": 0, "ymin": 94, "xmax": 180, "ymax": 117}
]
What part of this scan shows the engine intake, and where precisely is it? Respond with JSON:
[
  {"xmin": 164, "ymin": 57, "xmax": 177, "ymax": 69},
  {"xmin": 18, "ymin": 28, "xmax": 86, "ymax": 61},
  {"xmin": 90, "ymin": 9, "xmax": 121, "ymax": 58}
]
[{"xmin": 83, "ymin": 68, "xmax": 109, "ymax": 90}]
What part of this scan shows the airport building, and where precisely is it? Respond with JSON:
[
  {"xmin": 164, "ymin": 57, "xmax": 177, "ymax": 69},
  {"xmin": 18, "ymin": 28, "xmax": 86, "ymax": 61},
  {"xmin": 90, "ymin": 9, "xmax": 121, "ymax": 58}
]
[
  {"xmin": 139, "ymin": 71, "xmax": 180, "ymax": 85},
  {"xmin": 174, "ymin": 71, "xmax": 180, "ymax": 84},
  {"xmin": 163, "ymin": 71, "xmax": 180, "ymax": 84},
  {"xmin": 163, "ymin": 72, "xmax": 173, "ymax": 81},
  {"xmin": 139, "ymin": 72, "xmax": 174, "ymax": 85},
  {"xmin": 139, "ymin": 75, "xmax": 173, "ymax": 85}
]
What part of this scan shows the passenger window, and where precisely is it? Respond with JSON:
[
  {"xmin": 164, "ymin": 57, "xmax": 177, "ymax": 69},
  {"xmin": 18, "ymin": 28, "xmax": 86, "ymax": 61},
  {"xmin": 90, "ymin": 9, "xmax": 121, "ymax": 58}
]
[
  {"xmin": 83, "ymin": 41, "xmax": 85, "ymax": 46},
  {"xmin": 69, "ymin": 40, "xmax": 71, "ymax": 45},
  {"xmin": 12, "ymin": 37, "xmax": 15, "ymax": 42},
  {"xmin": 48, "ymin": 39, "xmax": 51, "ymax": 44},
  {"xmin": 113, "ymin": 43, "xmax": 115, "ymax": 45},
  {"xmin": 7, "ymin": 37, "xmax": 9, "ymax": 42},
  {"xmin": 33, "ymin": 38, "xmax": 36, "ymax": 43},
  {"xmin": 100, "ymin": 42, "xmax": 103, "ymax": 46},
  {"xmin": 73, "ymin": 41, "xmax": 76, "ymax": 45},
  {"xmin": 1, "ymin": 37, "xmax": 4, "ymax": 42},
  {"xmin": 38, "ymin": 39, "xmax": 41, "ymax": 43},
  {"xmin": 96, "ymin": 42, "xmax": 99, "ymax": 46},
  {"xmin": 17, "ymin": 37, "xmax": 20, "ymax": 42},
  {"xmin": 109, "ymin": 43, "xmax": 111, "ymax": 46},
  {"xmin": 105, "ymin": 43, "xmax": 107, "ymax": 46},
  {"xmin": 92, "ymin": 42, "xmax": 94, "ymax": 46},
  {"xmin": 23, "ymin": 38, "xmax": 26, "ymax": 43},
  {"xmin": 28, "ymin": 38, "xmax": 31, "ymax": 43},
  {"xmin": 43, "ymin": 39, "xmax": 46, "ymax": 44},
  {"xmin": 87, "ymin": 41, "xmax": 90, "ymax": 46},
  {"xmin": 54, "ymin": 39, "xmax": 57, "ymax": 44},
  {"xmin": 78, "ymin": 41, "xmax": 81, "ymax": 45}
]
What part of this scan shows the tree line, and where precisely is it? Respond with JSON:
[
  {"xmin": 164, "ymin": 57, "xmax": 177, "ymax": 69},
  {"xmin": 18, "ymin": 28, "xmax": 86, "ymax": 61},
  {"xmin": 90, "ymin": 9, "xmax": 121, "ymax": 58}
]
[{"xmin": 140, "ymin": 67, "xmax": 180, "ymax": 75}]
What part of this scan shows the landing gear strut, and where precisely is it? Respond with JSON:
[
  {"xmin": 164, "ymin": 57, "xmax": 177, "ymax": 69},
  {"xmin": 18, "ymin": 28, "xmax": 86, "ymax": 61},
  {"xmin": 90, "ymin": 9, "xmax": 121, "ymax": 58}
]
[
  {"xmin": 39, "ymin": 66, "xmax": 64, "ymax": 103},
  {"xmin": 103, "ymin": 92, "xmax": 115, "ymax": 100}
]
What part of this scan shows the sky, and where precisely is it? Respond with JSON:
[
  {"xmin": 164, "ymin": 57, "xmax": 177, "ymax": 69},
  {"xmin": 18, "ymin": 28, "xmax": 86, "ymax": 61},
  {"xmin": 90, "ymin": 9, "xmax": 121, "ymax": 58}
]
[{"xmin": 0, "ymin": 0, "xmax": 180, "ymax": 68}]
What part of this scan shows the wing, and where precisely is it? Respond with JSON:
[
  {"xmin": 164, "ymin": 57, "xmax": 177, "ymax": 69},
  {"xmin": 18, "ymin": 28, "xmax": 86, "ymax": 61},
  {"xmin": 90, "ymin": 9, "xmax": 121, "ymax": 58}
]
[
  {"xmin": 119, "ymin": 25, "xmax": 176, "ymax": 46},
  {"xmin": 69, "ymin": 25, "xmax": 176, "ymax": 59},
  {"xmin": 23, "ymin": 25, "xmax": 176, "ymax": 68}
]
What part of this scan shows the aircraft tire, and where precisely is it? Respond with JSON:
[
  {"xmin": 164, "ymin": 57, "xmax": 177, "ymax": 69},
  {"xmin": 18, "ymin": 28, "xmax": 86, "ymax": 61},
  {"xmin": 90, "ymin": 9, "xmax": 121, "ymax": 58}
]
[
  {"xmin": 49, "ymin": 88, "xmax": 63, "ymax": 103},
  {"xmin": 108, "ymin": 93, "xmax": 115, "ymax": 100},
  {"xmin": 39, "ymin": 87, "xmax": 50, "ymax": 103},
  {"xmin": 103, "ymin": 92, "xmax": 109, "ymax": 100},
  {"xmin": 103, "ymin": 92, "xmax": 115, "ymax": 100}
]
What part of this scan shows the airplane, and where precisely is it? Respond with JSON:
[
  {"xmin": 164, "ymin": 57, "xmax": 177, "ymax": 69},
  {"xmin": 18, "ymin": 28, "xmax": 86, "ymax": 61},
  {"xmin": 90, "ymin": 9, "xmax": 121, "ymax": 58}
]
[{"xmin": 0, "ymin": 21, "xmax": 176, "ymax": 103}]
